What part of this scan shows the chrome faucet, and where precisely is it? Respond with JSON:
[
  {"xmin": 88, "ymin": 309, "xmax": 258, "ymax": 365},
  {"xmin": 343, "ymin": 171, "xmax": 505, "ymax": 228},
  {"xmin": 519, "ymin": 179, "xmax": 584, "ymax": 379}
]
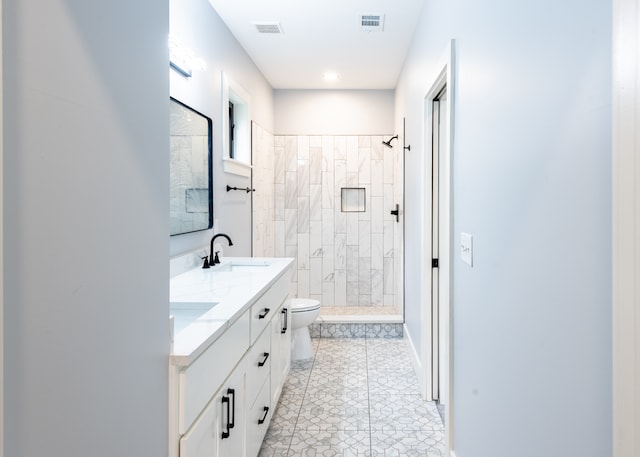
[{"xmin": 210, "ymin": 233, "xmax": 233, "ymax": 264}]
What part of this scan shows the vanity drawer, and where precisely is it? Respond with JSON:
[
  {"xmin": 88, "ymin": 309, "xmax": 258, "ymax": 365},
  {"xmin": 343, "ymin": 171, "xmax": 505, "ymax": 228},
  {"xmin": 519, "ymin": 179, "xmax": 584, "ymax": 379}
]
[
  {"xmin": 246, "ymin": 326, "xmax": 271, "ymax": 407},
  {"xmin": 246, "ymin": 378, "xmax": 272, "ymax": 457},
  {"xmin": 249, "ymin": 270, "xmax": 291, "ymax": 343},
  {"xmin": 178, "ymin": 310, "xmax": 250, "ymax": 434}
]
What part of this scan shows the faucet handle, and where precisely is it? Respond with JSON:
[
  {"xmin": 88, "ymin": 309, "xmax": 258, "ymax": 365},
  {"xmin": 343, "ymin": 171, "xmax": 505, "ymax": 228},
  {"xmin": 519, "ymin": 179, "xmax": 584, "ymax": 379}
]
[
  {"xmin": 213, "ymin": 251, "xmax": 221, "ymax": 264},
  {"xmin": 201, "ymin": 256, "xmax": 210, "ymax": 269}
]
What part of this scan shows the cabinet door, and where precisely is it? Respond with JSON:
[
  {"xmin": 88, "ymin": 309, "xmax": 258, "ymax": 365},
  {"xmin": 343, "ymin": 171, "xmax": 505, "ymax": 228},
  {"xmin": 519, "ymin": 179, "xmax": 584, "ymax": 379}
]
[
  {"xmin": 178, "ymin": 389, "xmax": 220, "ymax": 457},
  {"xmin": 179, "ymin": 361, "xmax": 246, "ymax": 457},
  {"xmin": 280, "ymin": 304, "xmax": 291, "ymax": 379},
  {"xmin": 217, "ymin": 363, "xmax": 246, "ymax": 457},
  {"xmin": 271, "ymin": 303, "xmax": 291, "ymax": 406}
]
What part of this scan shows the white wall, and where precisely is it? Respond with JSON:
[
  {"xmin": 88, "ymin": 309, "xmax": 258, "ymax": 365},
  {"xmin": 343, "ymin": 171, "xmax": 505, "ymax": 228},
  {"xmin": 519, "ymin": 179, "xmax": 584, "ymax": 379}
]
[
  {"xmin": 3, "ymin": 1, "xmax": 169, "ymax": 456},
  {"xmin": 612, "ymin": 0, "xmax": 640, "ymax": 454},
  {"xmin": 397, "ymin": 0, "xmax": 612, "ymax": 456},
  {"xmin": 395, "ymin": 1, "xmax": 452, "ymax": 363},
  {"xmin": 252, "ymin": 122, "xmax": 275, "ymax": 257},
  {"xmin": 170, "ymin": 0, "xmax": 275, "ymax": 258},
  {"xmin": 274, "ymin": 90, "xmax": 394, "ymax": 135},
  {"xmin": 0, "ymin": 1, "xmax": 4, "ymax": 454}
]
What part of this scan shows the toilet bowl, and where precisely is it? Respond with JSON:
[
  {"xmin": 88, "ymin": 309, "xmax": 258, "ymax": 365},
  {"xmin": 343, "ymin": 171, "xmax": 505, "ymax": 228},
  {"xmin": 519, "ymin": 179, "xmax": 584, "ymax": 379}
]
[{"xmin": 289, "ymin": 298, "xmax": 320, "ymax": 360}]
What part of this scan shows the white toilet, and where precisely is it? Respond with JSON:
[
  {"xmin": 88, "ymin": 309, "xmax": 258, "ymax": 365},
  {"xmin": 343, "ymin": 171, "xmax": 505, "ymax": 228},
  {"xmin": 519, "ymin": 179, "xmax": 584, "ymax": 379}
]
[{"xmin": 289, "ymin": 298, "xmax": 321, "ymax": 360}]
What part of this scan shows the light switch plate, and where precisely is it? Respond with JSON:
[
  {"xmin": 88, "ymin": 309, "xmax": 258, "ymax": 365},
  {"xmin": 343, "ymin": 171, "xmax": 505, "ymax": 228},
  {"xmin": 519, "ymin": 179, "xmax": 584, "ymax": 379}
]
[{"xmin": 461, "ymin": 232, "xmax": 473, "ymax": 267}]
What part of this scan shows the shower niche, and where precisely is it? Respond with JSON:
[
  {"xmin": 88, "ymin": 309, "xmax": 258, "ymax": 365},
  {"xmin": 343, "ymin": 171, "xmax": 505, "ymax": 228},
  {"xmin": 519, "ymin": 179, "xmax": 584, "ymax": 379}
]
[{"xmin": 341, "ymin": 188, "xmax": 366, "ymax": 212}]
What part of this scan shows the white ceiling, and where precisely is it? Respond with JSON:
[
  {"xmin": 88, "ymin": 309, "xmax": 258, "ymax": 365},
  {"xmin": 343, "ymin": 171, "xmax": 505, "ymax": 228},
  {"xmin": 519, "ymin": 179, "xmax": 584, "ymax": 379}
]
[{"xmin": 207, "ymin": 0, "xmax": 425, "ymax": 90}]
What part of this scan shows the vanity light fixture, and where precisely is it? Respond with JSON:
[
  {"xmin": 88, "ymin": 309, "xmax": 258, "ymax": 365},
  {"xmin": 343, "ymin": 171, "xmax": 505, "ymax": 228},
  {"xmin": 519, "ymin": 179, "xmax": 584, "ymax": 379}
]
[
  {"xmin": 170, "ymin": 59, "xmax": 192, "ymax": 78},
  {"xmin": 168, "ymin": 35, "xmax": 206, "ymax": 78}
]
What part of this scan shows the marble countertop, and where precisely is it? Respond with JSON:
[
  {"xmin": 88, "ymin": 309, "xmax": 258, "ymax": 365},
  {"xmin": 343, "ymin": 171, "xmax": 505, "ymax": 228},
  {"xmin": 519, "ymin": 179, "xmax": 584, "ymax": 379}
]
[{"xmin": 169, "ymin": 256, "xmax": 294, "ymax": 367}]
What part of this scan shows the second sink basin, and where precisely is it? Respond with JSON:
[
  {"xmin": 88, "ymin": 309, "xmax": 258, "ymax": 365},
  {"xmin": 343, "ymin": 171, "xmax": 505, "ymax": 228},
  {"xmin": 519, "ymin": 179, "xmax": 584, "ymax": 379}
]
[{"xmin": 170, "ymin": 302, "xmax": 218, "ymax": 335}]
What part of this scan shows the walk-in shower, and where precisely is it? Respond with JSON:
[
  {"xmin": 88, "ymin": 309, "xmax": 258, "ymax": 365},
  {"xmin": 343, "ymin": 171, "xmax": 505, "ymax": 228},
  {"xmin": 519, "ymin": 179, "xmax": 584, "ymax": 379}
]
[{"xmin": 252, "ymin": 126, "xmax": 404, "ymax": 333}]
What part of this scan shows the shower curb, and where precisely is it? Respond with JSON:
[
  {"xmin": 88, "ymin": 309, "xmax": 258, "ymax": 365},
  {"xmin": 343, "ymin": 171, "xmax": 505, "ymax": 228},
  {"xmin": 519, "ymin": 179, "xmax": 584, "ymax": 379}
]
[{"xmin": 309, "ymin": 323, "xmax": 403, "ymax": 339}]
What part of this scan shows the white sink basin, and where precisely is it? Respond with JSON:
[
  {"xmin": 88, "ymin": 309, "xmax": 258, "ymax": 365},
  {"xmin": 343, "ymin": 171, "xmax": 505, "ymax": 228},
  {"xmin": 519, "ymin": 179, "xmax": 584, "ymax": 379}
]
[
  {"xmin": 230, "ymin": 264, "xmax": 270, "ymax": 272},
  {"xmin": 170, "ymin": 302, "xmax": 218, "ymax": 335},
  {"xmin": 213, "ymin": 259, "xmax": 272, "ymax": 272}
]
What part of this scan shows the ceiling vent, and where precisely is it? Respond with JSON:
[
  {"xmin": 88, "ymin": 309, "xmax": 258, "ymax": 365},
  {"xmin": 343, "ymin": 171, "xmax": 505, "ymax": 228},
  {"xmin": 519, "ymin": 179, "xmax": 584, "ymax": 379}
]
[
  {"xmin": 253, "ymin": 22, "xmax": 284, "ymax": 34},
  {"xmin": 359, "ymin": 14, "xmax": 384, "ymax": 32}
]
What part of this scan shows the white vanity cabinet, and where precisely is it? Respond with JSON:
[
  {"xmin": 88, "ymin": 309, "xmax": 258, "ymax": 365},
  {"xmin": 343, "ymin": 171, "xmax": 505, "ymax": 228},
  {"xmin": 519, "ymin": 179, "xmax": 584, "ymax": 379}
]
[
  {"xmin": 270, "ymin": 302, "xmax": 291, "ymax": 406},
  {"xmin": 169, "ymin": 258, "xmax": 293, "ymax": 457}
]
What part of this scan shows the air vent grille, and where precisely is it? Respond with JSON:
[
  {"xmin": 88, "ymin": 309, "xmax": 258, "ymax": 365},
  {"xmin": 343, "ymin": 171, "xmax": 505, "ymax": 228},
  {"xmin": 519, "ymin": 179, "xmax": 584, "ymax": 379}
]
[
  {"xmin": 254, "ymin": 22, "xmax": 284, "ymax": 34},
  {"xmin": 360, "ymin": 14, "xmax": 384, "ymax": 31}
]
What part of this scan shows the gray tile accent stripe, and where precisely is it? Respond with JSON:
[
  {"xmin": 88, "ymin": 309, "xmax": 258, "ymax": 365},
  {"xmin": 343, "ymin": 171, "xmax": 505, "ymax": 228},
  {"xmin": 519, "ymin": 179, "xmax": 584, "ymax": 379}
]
[{"xmin": 308, "ymin": 323, "xmax": 403, "ymax": 338}]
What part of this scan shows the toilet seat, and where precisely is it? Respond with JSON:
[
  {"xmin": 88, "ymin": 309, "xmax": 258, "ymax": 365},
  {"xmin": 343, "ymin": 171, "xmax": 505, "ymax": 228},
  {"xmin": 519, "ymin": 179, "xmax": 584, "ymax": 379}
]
[{"xmin": 290, "ymin": 298, "xmax": 320, "ymax": 313}]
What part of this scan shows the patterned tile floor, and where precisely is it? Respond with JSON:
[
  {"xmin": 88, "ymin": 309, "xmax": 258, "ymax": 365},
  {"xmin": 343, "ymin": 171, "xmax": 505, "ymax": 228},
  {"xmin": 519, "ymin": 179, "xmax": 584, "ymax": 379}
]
[{"xmin": 259, "ymin": 338, "xmax": 445, "ymax": 456}]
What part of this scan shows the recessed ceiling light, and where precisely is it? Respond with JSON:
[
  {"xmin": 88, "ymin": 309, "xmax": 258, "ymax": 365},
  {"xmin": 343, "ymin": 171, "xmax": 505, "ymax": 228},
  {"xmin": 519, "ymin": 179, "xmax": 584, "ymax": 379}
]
[{"xmin": 323, "ymin": 72, "xmax": 340, "ymax": 82}]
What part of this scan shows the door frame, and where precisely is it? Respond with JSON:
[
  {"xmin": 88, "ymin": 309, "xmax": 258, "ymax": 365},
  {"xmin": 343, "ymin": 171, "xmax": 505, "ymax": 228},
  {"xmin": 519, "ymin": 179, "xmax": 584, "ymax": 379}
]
[
  {"xmin": 1, "ymin": 1, "xmax": 5, "ymax": 455},
  {"xmin": 420, "ymin": 40, "xmax": 455, "ymax": 455},
  {"xmin": 429, "ymin": 88, "xmax": 443, "ymax": 402},
  {"xmin": 612, "ymin": 0, "xmax": 640, "ymax": 455}
]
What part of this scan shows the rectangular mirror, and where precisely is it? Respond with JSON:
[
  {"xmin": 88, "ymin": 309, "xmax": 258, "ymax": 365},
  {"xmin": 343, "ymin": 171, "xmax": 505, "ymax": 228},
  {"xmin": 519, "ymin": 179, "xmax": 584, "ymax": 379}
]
[{"xmin": 170, "ymin": 98, "xmax": 213, "ymax": 236}]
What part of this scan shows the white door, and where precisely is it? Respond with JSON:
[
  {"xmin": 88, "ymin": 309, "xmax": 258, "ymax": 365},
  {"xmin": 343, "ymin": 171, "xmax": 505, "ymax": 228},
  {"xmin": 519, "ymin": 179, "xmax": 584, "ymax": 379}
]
[{"xmin": 430, "ymin": 85, "xmax": 448, "ymax": 406}]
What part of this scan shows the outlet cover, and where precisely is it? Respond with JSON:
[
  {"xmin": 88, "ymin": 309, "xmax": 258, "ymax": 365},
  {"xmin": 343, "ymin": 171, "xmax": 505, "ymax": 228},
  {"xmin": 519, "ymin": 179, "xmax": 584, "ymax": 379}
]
[{"xmin": 461, "ymin": 232, "xmax": 473, "ymax": 267}]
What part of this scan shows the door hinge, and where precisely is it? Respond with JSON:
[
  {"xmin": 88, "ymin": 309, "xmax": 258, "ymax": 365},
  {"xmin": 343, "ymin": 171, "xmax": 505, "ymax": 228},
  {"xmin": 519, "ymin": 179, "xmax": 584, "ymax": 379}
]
[{"xmin": 432, "ymin": 258, "xmax": 439, "ymax": 268}]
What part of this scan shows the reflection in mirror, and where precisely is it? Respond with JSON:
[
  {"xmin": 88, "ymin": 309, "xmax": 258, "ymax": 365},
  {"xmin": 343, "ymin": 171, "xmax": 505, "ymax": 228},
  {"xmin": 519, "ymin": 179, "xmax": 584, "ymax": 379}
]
[{"xmin": 170, "ymin": 98, "xmax": 213, "ymax": 236}]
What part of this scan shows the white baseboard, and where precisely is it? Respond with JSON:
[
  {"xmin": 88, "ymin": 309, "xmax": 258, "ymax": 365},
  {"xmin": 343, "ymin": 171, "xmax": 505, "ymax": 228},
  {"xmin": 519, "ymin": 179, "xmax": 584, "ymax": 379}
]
[{"xmin": 403, "ymin": 323, "xmax": 426, "ymax": 399}]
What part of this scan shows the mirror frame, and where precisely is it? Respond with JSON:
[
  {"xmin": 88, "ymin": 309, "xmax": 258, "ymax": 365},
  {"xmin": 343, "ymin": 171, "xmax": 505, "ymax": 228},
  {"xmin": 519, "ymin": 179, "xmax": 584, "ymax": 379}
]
[{"xmin": 169, "ymin": 97, "xmax": 213, "ymax": 236}]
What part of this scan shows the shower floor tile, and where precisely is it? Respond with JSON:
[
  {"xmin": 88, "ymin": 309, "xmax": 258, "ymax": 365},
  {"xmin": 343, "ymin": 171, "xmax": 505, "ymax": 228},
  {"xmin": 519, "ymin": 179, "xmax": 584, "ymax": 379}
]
[
  {"xmin": 320, "ymin": 306, "xmax": 398, "ymax": 316},
  {"xmin": 317, "ymin": 306, "xmax": 403, "ymax": 326},
  {"xmin": 259, "ymin": 337, "xmax": 446, "ymax": 456}
]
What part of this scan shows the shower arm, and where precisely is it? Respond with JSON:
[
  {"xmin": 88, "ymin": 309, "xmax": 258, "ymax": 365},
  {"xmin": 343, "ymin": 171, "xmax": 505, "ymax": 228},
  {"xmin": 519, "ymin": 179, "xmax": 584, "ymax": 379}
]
[{"xmin": 382, "ymin": 135, "xmax": 399, "ymax": 148}]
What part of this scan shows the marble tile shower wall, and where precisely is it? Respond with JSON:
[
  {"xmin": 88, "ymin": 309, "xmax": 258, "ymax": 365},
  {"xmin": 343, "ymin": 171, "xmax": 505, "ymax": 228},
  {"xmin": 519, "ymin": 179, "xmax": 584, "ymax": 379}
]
[
  {"xmin": 273, "ymin": 135, "xmax": 398, "ymax": 308},
  {"xmin": 252, "ymin": 122, "xmax": 275, "ymax": 257}
]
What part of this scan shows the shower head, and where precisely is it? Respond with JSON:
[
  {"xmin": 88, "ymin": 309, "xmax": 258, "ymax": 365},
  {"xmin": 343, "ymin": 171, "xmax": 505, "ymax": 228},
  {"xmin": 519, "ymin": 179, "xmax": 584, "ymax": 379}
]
[{"xmin": 382, "ymin": 135, "xmax": 398, "ymax": 148}]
